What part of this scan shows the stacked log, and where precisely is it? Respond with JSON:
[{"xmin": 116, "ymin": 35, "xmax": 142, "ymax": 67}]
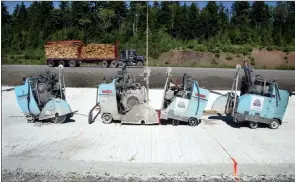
[
  {"xmin": 81, "ymin": 44, "xmax": 115, "ymax": 59},
  {"xmin": 45, "ymin": 43, "xmax": 80, "ymax": 59}
]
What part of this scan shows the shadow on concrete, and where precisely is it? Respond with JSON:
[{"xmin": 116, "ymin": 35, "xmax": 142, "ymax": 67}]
[
  {"xmin": 208, "ymin": 114, "xmax": 242, "ymax": 128},
  {"xmin": 208, "ymin": 114, "xmax": 269, "ymax": 129},
  {"xmin": 113, "ymin": 120, "xmax": 121, "ymax": 124},
  {"xmin": 31, "ymin": 118, "xmax": 76, "ymax": 127},
  {"xmin": 63, "ymin": 118, "xmax": 75, "ymax": 124}
]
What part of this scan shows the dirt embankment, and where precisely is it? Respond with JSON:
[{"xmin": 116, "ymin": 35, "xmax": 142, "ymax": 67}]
[{"xmin": 151, "ymin": 48, "xmax": 295, "ymax": 69}]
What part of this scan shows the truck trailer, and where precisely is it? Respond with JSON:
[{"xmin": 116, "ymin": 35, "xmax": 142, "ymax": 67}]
[{"xmin": 44, "ymin": 40, "xmax": 144, "ymax": 68}]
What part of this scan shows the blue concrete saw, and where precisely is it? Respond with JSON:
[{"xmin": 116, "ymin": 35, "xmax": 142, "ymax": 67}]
[
  {"xmin": 88, "ymin": 64, "xmax": 159, "ymax": 125},
  {"xmin": 14, "ymin": 65, "xmax": 76, "ymax": 123},
  {"xmin": 211, "ymin": 62, "xmax": 292, "ymax": 129},
  {"xmin": 159, "ymin": 68, "xmax": 210, "ymax": 126}
]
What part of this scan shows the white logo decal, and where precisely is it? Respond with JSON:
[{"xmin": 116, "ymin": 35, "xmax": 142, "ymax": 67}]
[
  {"xmin": 250, "ymin": 96, "xmax": 264, "ymax": 111},
  {"xmin": 174, "ymin": 98, "xmax": 189, "ymax": 112}
]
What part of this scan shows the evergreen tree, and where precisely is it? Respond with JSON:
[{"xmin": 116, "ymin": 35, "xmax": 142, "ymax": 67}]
[
  {"xmin": 273, "ymin": 2, "xmax": 288, "ymax": 45},
  {"xmin": 2, "ymin": 1, "xmax": 295, "ymax": 59},
  {"xmin": 188, "ymin": 2, "xmax": 199, "ymax": 39},
  {"xmin": 1, "ymin": 2, "xmax": 12, "ymax": 54},
  {"xmin": 285, "ymin": 2, "xmax": 295, "ymax": 44},
  {"xmin": 158, "ymin": 1, "xmax": 172, "ymax": 31},
  {"xmin": 230, "ymin": 1, "xmax": 253, "ymax": 44}
]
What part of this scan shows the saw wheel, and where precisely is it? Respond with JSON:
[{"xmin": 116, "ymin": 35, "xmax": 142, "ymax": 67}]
[
  {"xmin": 26, "ymin": 114, "xmax": 36, "ymax": 123},
  {"xmin": 51, "ymin": 115, "xmax": 67, "ymax": 124}
]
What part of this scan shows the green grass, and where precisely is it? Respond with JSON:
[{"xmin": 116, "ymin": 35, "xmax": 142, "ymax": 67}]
[
  {"xmin": 3, "ymin": 48, "xmax": 45, "ymax": 65},
  {"xmin": 3, "ymin": 59, "xmax": 44, "ymax": 65}
]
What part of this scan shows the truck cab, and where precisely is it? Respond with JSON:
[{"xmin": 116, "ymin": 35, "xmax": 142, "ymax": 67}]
[{"xmin": 120, "ymin": 49, "xmax": 144, "ymax": 67}]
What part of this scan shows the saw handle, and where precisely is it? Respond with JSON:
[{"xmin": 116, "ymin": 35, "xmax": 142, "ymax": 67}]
[{"xmin": 88, "ymin": 102, "xmax": 101, "ymax": 124}]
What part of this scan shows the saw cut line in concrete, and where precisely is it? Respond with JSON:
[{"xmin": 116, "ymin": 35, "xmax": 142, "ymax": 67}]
[{"xmin": 205, "ymin": 127, "xmax": 239, "ymax": 181}]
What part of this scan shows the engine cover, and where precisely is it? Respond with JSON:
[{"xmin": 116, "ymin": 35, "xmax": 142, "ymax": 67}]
[{"xmin": 120, "ymin": 87, "xmax": 146, "ymax": 110}]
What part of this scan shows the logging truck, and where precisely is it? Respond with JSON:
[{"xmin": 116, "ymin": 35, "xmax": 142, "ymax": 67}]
[{"xmin": 44, "ymin": 40, "xmax": 144, "ymax": 68}]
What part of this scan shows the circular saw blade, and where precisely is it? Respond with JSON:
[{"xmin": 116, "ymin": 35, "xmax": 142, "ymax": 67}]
[{"xmin": 51, "ymin": 115, "xmax": 67, "ymax": 124}]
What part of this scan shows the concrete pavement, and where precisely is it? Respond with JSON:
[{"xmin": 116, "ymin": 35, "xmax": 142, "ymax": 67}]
[{"xmin": 2, "ymin": 87, "xmax": 295, "ymax": 181}]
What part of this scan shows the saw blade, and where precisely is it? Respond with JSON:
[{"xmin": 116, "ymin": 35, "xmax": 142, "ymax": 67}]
[{"xmin": 51, "ymin": 115, "xmax": 67, "ymax": 123}]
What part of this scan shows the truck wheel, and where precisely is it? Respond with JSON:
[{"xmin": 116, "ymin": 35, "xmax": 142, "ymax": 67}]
[
  {"xmin": 48, "ymin": 60, "xmax": 55, "ymax": 67},
  {"xmin": 101, "ymin": 61, "xmax": 109, "ymax": 68},
  {"xmin": 110, "ymin": 61, "xmax": 118, "ymax": 68},
  {"xmin": 137, "ymin": 61, "xmax": 143, "ymax": 67},
  {"xmin": 69, "ymin": 60, "xmax": 77, "ymax": 67},
  {"xmin": 59, "ymin": 60, "xmax": 66, "ymax": 67}
]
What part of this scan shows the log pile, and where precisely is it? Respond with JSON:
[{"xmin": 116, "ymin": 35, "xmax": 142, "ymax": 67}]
[
  {"xmin": 81, "ymin": 44, "xmax": 115, "ymax": 59},
  {"xmin": 45, "ymin": 43, "xmax": 80, "ymax": 59}
]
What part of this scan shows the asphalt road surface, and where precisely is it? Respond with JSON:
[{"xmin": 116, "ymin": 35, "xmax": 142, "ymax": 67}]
[{"xmin": 2, "ymin": 65, "xmax": 295, "ymax": 90}]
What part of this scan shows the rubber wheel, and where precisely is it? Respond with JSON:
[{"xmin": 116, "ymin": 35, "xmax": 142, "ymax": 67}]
[
  {"xmin": 59, "ymin": 60, "xmax": 66, "ymax": 67},
  {"xmin": 269, "ymin": 119, "xmax": 280, "ymax": 129},
  {"xmin": 26, "ymin": 115, "xmax": 35, "ymax": 123},
  {"xmin": 69, "ymin": 60, "xmax": 77, "ymax": 67},
  {"xmin": 110, "ymin": 61, "xmax": 118, "ymax": 68},
  {"xmin": 102, "ymin": 113, "xmax": 112, "ymax": 124},
  {"xmin": 172, "ymin": 120, "xmax": 179, "ymax": 126},
  {"xmin": 136, "ymin": 61, "xmax": 143, "ymax": 67},
  {"xmin": 188, "ymin": 118, "xmax": 198, "ymax": 127},
  {"xmin": 249, "ymin": 122, "xmax": 258, "ymax": 129},
  {"xmin": 48, "ymin": 60, "xmax": 55, "ymax": 67},
  {"xmin": 101, "ymin": 61, "xmax": 109, "ymax": 68}
]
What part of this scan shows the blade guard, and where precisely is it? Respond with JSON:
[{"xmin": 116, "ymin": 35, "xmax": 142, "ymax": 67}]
[
  {"xmin": 38, "ymin": 98, "xmax": 73, "ymax": 120},
  {"xmin": 121, "ymin": 103, "xmax": 159, "ymax": 124},
  {"xmin": 211, "ymin": 93, "xmax": 230, "ymax": 115},
  {"xmin": 14, "ymin": 81, "xmax": 41, "ymax": 116}
]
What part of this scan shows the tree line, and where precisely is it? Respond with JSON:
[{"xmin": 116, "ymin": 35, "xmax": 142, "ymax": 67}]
[{"xmin": 1, "ymin": 1, "xmax": 295, "ymax": 59}]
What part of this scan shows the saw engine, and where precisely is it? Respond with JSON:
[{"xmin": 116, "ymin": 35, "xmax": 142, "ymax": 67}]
[
  {"xmin": 110, "ymin": 64, "xmax": 147, "ymax": 113},
  {"xmin": 27, "ymin": 71, "xmax": 64, "ymax": 107},
  {"xmin": 163, "ymin": 74, "xmax": 193, "ymax": 109}
]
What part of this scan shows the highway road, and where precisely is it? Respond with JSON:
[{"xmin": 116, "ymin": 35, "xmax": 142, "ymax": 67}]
[{"xmin": 2, "ymin": 65, "xmax": 295, "ymax": 90}]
